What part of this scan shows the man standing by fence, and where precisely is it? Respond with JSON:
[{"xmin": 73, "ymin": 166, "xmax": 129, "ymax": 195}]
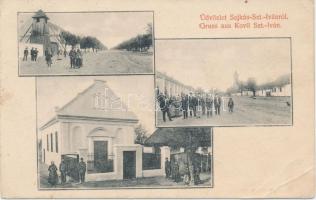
[
  {"xmin": 165, "ymin": 157, "xmax": 171, "ymax": 178},
  {"xmin": 78, "ymin": 158, "xmax": 86, "ymax": 184},
  {"xmin": 59, "ymin": 158, "xmax": 67, "ymax": 184},
  {"xmin": 214, "ymin": 95, "xmax": 222, "ymax": 115},
  {"xmin": 181, "ymin": 94, "xmax": 188, "ymax": 119}
]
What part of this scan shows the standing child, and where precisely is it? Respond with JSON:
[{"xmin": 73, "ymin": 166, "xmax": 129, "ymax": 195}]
[{"xmin": 228, "ymin": 97, "xmax": 234, "ymax": 113}]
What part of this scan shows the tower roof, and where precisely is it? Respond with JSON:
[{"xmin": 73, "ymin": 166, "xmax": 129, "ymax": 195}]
[{"xmin": 32, "ymin": 10, "xmax": 49, "ymax": 19}]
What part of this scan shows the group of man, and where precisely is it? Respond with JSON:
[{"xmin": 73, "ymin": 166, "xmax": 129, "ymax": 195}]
[
  {"xmin": 47, "ymin": 158, "xmax": 87, "ymax": 187},
  {"xmin": 180, "ymin": 93, "xmax": 224, "ymax": 119},
  {"xmin": 158, "ymin": 91, "xmax": 235, "ymax": 122},
  {"xmin": 69, "ymin": 48, "xmax": 83, "ymax": 68},
  {"xmin": 22, "ymin": 46, "xmax": 84, "ymax": 69},
  {"xmin": 165, "ymin": 157, "xmax": 201, "ymax": 185},
  {"xmin": 164, "ymin": 158, "xmax": 181, "ymax": 183},
  {"xmin": 22, "ymin": 47, "xmax": 39, "ymax": 61}
]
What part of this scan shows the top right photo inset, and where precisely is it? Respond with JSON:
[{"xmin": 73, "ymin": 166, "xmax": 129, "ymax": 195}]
[{"xmin": 155, "ymin": 38, "xmax": 292, "ymax": 127}]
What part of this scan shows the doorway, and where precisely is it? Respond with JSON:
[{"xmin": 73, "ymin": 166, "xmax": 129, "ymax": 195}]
[
  {"xmin": 123, "ymin": 151, "xmax": 136, "ymax": 179},
  {"xmin": 94, "ymin": 141, "xmax": 108, "ymax": 171}
]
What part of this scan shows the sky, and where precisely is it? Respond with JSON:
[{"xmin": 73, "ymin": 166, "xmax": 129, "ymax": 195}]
[
  {"xmin": 37, "ymin": 76, "xmax": 156, "ymax": 135},
  {"xmin": 18, "ymin": 12, "xmax": 153, "ymax": 48},
  {"xmin": 156, "ymin": 39, "xmax": 291, "ymax": 92}
]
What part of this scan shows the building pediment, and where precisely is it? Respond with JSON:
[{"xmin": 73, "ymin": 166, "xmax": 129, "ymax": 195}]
[
  {"xmin": 56, "ymin": 80, "xmax": 138, "ymax": 122},
  {"xmin": 40, "ymin": 80, "xmax": 138, "ymax": 131},
  {"xmin": 87, "ymin": 128, "xmax": 116, "ymax": 138}
]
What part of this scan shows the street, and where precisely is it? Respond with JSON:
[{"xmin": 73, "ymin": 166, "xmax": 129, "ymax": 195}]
[
  {"xmin": 157, "ymin": 96, "xmax": 292, "ymax": 126},
  {"xmin": 20, "ymin": 50, "xmax": 153, "ymax": 75},
  {"xmin": 39, "ymin": 162, "xmax": 212, "ymax": 188}
]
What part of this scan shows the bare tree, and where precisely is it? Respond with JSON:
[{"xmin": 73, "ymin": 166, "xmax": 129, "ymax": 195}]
[
  {"xmin": 246, "ymin": 78, "xmax": 257, "ymax": 96},
  {"xmin": 238, "ymin": 81, "xmax": 245, "ymax": 96},
  {"xmin": 134, "ymin": 124, "xmax": 148, "ymax": 145}
]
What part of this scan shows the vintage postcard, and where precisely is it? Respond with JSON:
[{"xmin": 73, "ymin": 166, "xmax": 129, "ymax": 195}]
[
  {"xmin": 0, "ymin": 0, "xmax": 315, "ymax": 199},
  {"xmin": 18, "ymin": 10, "xmax": 154, "ymax": 76},
  {"xmin": 155, "ymin": 38, "xmax": 293, "ymax": 127}
]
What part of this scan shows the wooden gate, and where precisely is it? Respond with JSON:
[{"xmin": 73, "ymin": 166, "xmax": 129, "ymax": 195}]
[
  {"xmin": 123, "ymin": 151, "xmax": 136, "ymax": 179},
  {"xmin": 61, "ymin": 154, "xmax": 79, "ymax": 181}
]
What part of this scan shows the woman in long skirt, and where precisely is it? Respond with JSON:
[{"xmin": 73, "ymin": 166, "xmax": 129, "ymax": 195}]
[{"xmin": 48, "ymin": 161, "xmax": 58, "ymax": 187}]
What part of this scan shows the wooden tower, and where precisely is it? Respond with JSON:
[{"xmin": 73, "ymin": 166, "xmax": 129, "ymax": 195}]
[{"xmin": 29, "ymin": 10, "xmax": 51, "ymax": 52}]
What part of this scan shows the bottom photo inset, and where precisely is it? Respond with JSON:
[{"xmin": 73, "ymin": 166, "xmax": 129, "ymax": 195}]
[{"xmin": 36, "ymin": 76, "xmax": 213, "ymax": 189}]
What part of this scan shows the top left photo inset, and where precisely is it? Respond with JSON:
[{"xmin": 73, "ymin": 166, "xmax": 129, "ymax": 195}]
[{"xmin": 18, "ymin": 10, "xmax": 154, "ymax": 76}]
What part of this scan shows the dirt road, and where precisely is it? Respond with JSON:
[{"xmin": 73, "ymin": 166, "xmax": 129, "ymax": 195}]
[
  {"xmin": 20, "ymin": 50, "xmax": 153, "ymax": 75},
  {"xmin": 157, "ymin": 96, "xmax": 292, "ymax": 126}
]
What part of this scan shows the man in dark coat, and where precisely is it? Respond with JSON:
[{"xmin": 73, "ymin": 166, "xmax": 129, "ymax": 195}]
[
  {"xmin": 173, "ymin": 161, "xmax": 180, "ymax": 182},
  {"xmin": 63, "ymin": 49, "xmax": 67, "ymax": 58},
  {"xmin": 59, "ymin": 158, "xmax": 67, "ymax": 184},
  {"xmin": 214, "ymin": 95, "xmax": 222, "ymax": 115},
  {"xmin": 193, "ymin": 165, "xmax": 201, "ymax": 185},
  {"xmin": 45, "ymin": 48, "xmax": 52, "ymax": 68},
  {"xmin": 78, "ymin": 158, "xmax": 86, "ymax": 184},
  {"xmin": 201, "ymin": 96, "xmax": 206, "ymax": 116},
  {"xmin": 157, "ymin": 94, "xmax": 172, "ymax": 122},
  {"xmin": 48, "ymin": 161, "xmax": 58, "ymax": 186},
  {"xmin": 165, "ymin": 157, "xmax": 171, "ymax": 178},
  {"xmin": 30, "ymin": 48, "xmax": 35, "ymax": 61},
  {"xmin": 188, "ymin": 93, "xmax": 197, "ymax": 117},
  {"xmin": 69, "ymin": 47, "xmax": 76, "ymax": 68},
  {"xmin": 75, "ymin": 49, "xmax": 83, "ymax": 68},
  {"xmin": 206, "ymin": 95, "xmax": 214, "ymax": 117},
  {"xmin": 34, "ymin": 48, "xmax": 39, "ymax": 61},
  {"xmin": 23, "ymin": 47, "xmax": 28, "ymax": 61},
  {"xmin": 181, "ymin": 94, "xmax": 188, "ymax": 119}
]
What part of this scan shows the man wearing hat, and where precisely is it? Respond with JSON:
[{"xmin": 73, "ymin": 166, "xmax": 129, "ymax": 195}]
[
  {"xmin": 78, "ymin": 157, "xmax": 87, "ymax": 184},
  {"xmin": 157, "ymin": 93, "xmax": 173, "ymax": 122},
  {"xmin": 23, "ymin": 47, "xmax": 29, "ymax": 61}
]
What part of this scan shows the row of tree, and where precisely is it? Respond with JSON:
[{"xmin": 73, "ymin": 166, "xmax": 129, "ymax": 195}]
[
  {"xmin": 226, "ymin": 77, "xmax": 257, "ymax": 96},
  {"xmin": 227, "ymin": 74, "xmax": 291, "ymax": 96},
  {"xmin": 113, "ymin": 23, "xmax": 153, "ymax": 52},
  {"xmin": 60, "ymin": 31, "xmax": 107, "ymax": 51}
]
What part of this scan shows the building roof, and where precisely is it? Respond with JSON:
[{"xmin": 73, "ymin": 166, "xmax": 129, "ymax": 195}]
[
  {"xmin": 40, "ymin": 80, "xmax": 138, "ymax": 130},
  {"xmin": 156, "ymin": 71, "xmax": 195, "ymax": 91},
  {"xmin": 32, "ymin": 10, "xmax": 49, "ymax": 19},
  {"xmin": 19, "ymin": 16, "xmax": 65, "ymax": 46},
  {"xmin": 145, "ymin": 127, "xmax": 212, "ymax": 147},
  {"xmin": 258, "ymin": 74, "xmax": 291, "ymax": 90}
]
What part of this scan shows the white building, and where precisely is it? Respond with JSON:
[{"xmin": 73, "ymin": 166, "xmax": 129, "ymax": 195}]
[
  {"xmin": 156, "ymin": 72, "xmax": 194, "ymax": 97},
  {"xmin": 231, "ymin": 83, "xmax": 291, "ymax": 97},
  {"xmin": 256, "ymin": 83, "xmax": 291, "ymax": 97},
  {"xmin": 40, "ymin": 80, "xmax": 170, "ymax": 181}
]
